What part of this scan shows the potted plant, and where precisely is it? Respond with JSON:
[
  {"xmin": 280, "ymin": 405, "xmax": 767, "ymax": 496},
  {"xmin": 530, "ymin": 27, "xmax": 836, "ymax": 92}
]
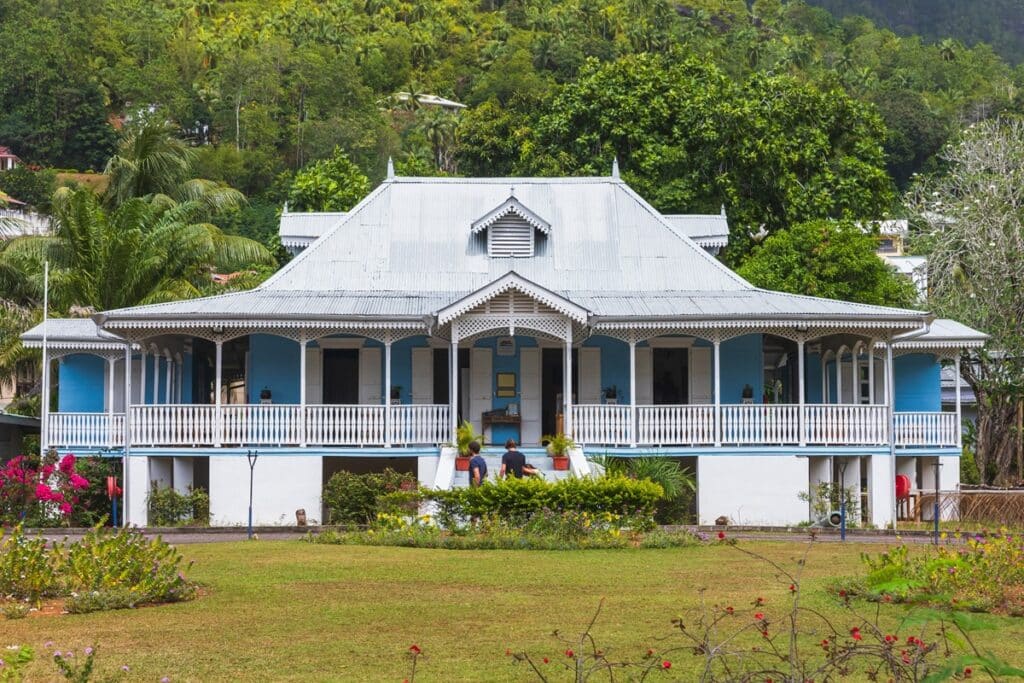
[
  {"xmin": 741, "ymin": 383, "xmax": 754, "ymax": 404},
  {"xmin": 454, "ymin": 420, "xmax": 482, "ymax": 471},
  {"xmin": 390, "ymin": 385, "xmax": 402, "ymax": 403},
  {"xmin": 542, "ymin": 432, "xmax": 576, "ymax": 471},
  {"xmin": 259, "ymin": 386, "xmax": 272, "ymax": 404},
  {"xmin": 603, "ymin": 385, "xmax": 618, "ymax": 404}
]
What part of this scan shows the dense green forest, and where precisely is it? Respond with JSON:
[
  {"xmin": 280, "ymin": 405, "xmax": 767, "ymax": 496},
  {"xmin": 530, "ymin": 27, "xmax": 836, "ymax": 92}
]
[
  {"xmin": 1, "ymin": 0, "xmax": 1022, "ymax": 258},
  {"xmin": 806, "ymin": 0, "xmax": 1024, "ymax": 64}
]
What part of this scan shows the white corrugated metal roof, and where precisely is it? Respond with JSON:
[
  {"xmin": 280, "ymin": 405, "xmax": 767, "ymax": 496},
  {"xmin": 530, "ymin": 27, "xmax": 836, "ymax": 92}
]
[
  {"xmin": 21, "ymin": 318, "xmax": 128, "ymax": 345},
  {"xmin": 278, "ymin": 209, "xmax": 347, "ymax": 248},
  {"xmin": 662, "ymin": 214, "xmax": 729, "ymax": 241},
  {"xmin": 96, "ymin": 175, "xmax": 930, "ymax": 327},
  {"xmin": 895, "ymin": 318, "xmax": 988, "ymax": 345}
]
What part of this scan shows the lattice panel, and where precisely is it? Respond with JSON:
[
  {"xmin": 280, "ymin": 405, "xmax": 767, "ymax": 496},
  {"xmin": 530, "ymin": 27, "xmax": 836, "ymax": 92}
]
[{"xmin": 455, "ymin": 313, "xmax": 570, "ymax": 343}]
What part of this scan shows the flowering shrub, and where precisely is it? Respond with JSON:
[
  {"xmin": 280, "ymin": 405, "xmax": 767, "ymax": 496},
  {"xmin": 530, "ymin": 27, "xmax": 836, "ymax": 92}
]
[
  {"xmin": 322, "ymin": 468, "xmax": 418, "ymax": 524},
  {"xmin": 0, "ymin": 525, "xmax": 196, "ymax": 613},
  {"xmin": 0, "ymin": 452, "xmax": 89, "ymax": 526},
  {"xmin": 856, "ymin": 532, "xmax": 1024, "ymax": 614}
]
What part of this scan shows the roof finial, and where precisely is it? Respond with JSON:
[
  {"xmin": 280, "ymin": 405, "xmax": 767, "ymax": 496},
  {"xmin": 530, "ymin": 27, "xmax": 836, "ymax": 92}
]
[
  {"xmin": 386, "ymin": 156, "xmax": 395, "ymax": 180},
  {"xmin": 510, "ymin": 184, "xmax": 516, "ymax": 197},
  {"xmin": 720, "ymin": 204, "xmax": 727, "ymax": 217},
  {"xmin": 611, "ymin": 156, "xmax": 620, "ymax": 179},
  {"xmin": 283, "ymin": 201, "xmax": 289, "ymax": 214}
]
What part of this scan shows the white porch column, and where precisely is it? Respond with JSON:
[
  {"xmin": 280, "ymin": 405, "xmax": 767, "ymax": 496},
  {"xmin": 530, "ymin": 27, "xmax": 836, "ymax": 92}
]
[
  {"xmin": 885, "ymin": 341, "xmax": 897, "ymax": 527},
  {"xmin": 851, "ymin": 349, "xmax": 859, "ymax": 404},
  {"xmin": 954, "ymin": 355, "xmax": 963, "ymax": 449},
  {"xmin": 139, "ymin": 349, "xmax": 147, "ymax": 405},
  {"xmin": 151, "ymin": 350, "xmax": 160, "ymax": 405},
  {"xmin": 713, "ymin": 338, "xmax": 721, "ymax": 447},
  {"xmin": 107, "ymin": 357, "xmax": 116, "ymax": 447},
  {"xmin": 835, "ymin": 351, "xmax": 843, "ymax": 404},
  {"xmin": 384, "ymin": 336, "xmax": 392, "ymax": 448},
  {"xmin": 299, "ymin": 334, "xmax": 308, "ymax": 447},
  {"xmin": 628, "ymin": 335, "xmax": 637, "ymax": 447},
  {"xmin": 868, "ymin": 342, "xmax": 876, "ymax": 404},
  {"xmin": 123, "ymin": 343, "xmax": 132, "ymax": 527},
  {"xmin": 164, "ymin": 351, "xmax": 172, "ymax": 404},
  {"xmin": 450, "ymin": 326, "xmax": 459, "ymax": 441},
  {"xmin": 797, "ymin": 339, "xmax": 806, "ymax": 446},
  {"xmin": 214, "ymin": 340, "xmax": 223, "ymax": 447},
  {"xmin": 563, "ymin": 328, "xmax": 573, "ymax": 437}
]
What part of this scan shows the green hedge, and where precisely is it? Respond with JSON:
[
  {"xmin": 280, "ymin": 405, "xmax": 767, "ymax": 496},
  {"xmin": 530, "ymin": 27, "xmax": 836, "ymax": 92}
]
[
  {"xmin": 428, "ymin": 476, "xmax": 664, "ymax": 522},
  {"xmin": 322, "ymin": 468, "xmax": 418, "ymax": 524}
]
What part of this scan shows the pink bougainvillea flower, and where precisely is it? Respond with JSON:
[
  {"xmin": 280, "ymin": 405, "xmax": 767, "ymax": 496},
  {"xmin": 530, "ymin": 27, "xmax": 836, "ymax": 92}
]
[
  {"xmin": 59, "ymin": 454, "xmax": 76, "ymax": 474},
  {"xmin": 59, "ymin": 501, "xmax": 72, "ymax": 516},
  {"xmin": 41, "ymin": 464, "xmax": 55, "ymax": 477},
  {"xmin": 35, "ymin": 483, "xmax": 55, "ymax": 501},
  {"xmin": 69, "ymin": 474, "xmax": 89, "ymax": 490}
]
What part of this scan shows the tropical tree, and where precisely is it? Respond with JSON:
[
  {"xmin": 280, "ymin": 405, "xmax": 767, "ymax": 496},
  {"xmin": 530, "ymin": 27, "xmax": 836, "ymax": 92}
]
[
  {"xmin": 287, "ymin": 147, "xmax": 370, "ymax": 212},
  {"xmin": 735, "ymin": 219, "xmax": 918, "ymax": 307},
  {"xmin": 0, "ymin": 187, "xmax": 272, "ymax": 312},
  {"xmin": 909, "ymin": 118, "xmax": 1024, "ymax": 485}
]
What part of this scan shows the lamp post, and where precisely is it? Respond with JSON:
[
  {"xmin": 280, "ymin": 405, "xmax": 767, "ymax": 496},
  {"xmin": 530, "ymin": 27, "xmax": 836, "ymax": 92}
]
[
  {"xmin": 246, "ymin": 449, "xmax": 259, "ymax": 540},
  {"xmin": 838, "ymin": 460, "xmax": 848, "ymax": 542}
]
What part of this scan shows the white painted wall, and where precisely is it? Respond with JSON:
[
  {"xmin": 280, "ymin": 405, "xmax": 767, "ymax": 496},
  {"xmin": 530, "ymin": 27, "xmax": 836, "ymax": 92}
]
[
  {"xmin": 126, "ymin": 456, "xmax": 149, "ymax": 526},
  {"xmin": 208, "ymin": 455, "xmax": 322, "ymax": 526},
  {"xmin": 698, "ymin": 455, "xmax": 808, "ymax": 525},
  {"xmin": 150, "ymin": 458, "xmax": 172, "ymax": 489},
  {"xmin": 897, "ymin": 457, "xmax": 918, "ymax": 489},
  {"xmin": 867, "ymin": 454, "xmax": 895, "ymax": 528},
  {"xmin": 172, "ymin": 457, "xmax": 194, "ymax": 494}
]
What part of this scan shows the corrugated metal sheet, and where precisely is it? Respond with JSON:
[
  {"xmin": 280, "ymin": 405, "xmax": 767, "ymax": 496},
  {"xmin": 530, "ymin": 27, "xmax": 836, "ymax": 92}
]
[
  {"xmin": 662, "ymin": 214, "xmax": 729, "ymax": 239},
  {"xmin": 99, "ymin": 176, "xmax": 927, "ymax": 323},
  {"xmin": 278, "ymin": 210, "xmax": 347, "ymax": 239},
  {"xmin": 21, "ymin": 318, "xmax": 124, "ymax": 343},
  {"xmin": 896, "ymin": 318, "xmax": 988, "ymax": 343}
]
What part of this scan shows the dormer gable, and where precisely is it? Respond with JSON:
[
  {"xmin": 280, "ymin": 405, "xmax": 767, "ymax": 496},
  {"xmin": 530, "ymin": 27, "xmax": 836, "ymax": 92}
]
[{"xmin": 471, "ymin": 195, "xmax": 551, "ymax": 258}]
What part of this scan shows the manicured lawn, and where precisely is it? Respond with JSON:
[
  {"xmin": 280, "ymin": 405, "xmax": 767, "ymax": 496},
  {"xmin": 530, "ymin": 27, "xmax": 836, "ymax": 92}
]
[{"xmin": 4, "ymin": 539, "xmax": 1024, "ymax": 681}]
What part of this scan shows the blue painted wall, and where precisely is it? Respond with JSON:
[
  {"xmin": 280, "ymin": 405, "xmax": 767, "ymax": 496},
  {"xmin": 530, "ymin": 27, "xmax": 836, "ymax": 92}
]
[
  {"xmin": 719, "ymin": 334, "xmax": 763, "ymax": 403},
  {"xmin": 248, "ymin": 334, "xmax": 301, "ymax": 404},
  {"xmin": 473, "ymin": 336, "xmax": 539, "ymax": 444},
  {"xmin": 806, "ymin": 353, "xmax": 823, "ymax": 404},
  {"xmin": 584, "ymin": 335, "xmax": 630, "ymax": 402},
  {"xmin": 895, "ymin": 353, "xmax": 941, "ymax": 411},
  {"xmin": 58, "ymin": 354, "xmax": 106, "ymax": 412},
  {"xmin": 181, "ymin": 351, "xmax": 193, "ymax": 404}
]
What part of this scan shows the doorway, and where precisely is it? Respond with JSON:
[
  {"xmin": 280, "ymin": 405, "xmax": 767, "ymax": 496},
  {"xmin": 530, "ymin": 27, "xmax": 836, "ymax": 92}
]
[
  {"xmin": 653, "ymin": 348, "xmax": 688, "ymax": 404},
  {"xmin": 323, "ymin": 349, "xmax": 359, "ymax": 404},
  {"xmin": 541, "ymin": 348, "xmax": 578, "ymax": 436}
]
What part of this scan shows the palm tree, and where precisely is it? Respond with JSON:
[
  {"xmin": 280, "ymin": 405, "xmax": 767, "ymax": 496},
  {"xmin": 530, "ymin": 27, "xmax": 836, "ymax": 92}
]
[{"xmin": 0, "ymin": 188, "xmax": 271, "ymax": 312}]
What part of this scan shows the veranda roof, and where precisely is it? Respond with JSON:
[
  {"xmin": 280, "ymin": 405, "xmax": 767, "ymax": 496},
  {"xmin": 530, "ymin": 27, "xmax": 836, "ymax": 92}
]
[{"xmin": 94, "ymin": 175, "xmax": 930, "ymax": 332}]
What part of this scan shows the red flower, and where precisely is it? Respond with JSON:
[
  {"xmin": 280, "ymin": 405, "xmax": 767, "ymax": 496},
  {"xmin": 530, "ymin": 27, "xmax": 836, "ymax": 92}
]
[
  {"xmin": 59, "ymin": 501, "xmax": 72, "ymax": 516},
  {"xmin": 542, "ymin": 657, "xmax": 549, "ymax": 664},
  {"xmin": 755, "ymin": 597, "xmax": 765, "ymax": 605},
  {"xmin": 754, "ymin": 612, "xmax": 764, "ymax": 620},
  {"xmin": 59, "ymin": 454, "xmax": 76, "ymax": 474},
  {"xmin": 789, "ymin": 584, "xmax": 796, "ymax": 593},
  {"xmin": 505, "ymin": 649, "xmax": 511, "ymax": 656},
  {"xmin": 717, "ymin": 531, "xmax": 725, "ymax": 540},
  {"xmin": 838, "ymin": 589, "xmax": 847, "ymax": 597},
  {"xmin": 852, "ymin": 632, "xmax": 862, "ymax": 641},
  {"xmin": 821, "ymin": 639, "xmax": 829, "ymax": 651},
  {"xmin": 725, "ymin": 606, "xmax": 734, "ymax": 614},
  {"xmin": 964, "ymin": 667, "xmax": 973, "ymax": 678},
  {"xmin": 661, "ymin": 661, "xmax": 671, "ymax": 670},
  {"xmin": 35, "ymin": 483, "xmax": 55, "ymax": 501},
  {"xmin": 565, "ymin": 649, "xmax": 574, "ymax": 658},
  {"xmin": 761, "ymin": 630, "xmax": 769, "ymax": 638},
  {"xmin": 408, "ymin": 644, "xmax": 421, "ymax": 655},
  {"xmin": 646, "ymin": 648, "xmax": 654, "ymax": 657},
  {"xmin": 69, "ymin": 474, "xmax": 89, "ymax": 490},
  {"xmin": 883, "ymin": 594, "xmax": 893, "ymax": 603}
]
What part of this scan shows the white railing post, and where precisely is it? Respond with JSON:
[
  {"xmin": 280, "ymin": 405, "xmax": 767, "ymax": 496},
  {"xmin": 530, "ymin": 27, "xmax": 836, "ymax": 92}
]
[
  {"xmin": 564, "ymin": 328, "xmax": 573, "ymax": 437},
  {"xmin": 139, "ymin": 349, "xmax": 147, "ymax": 405},
  {"xmin": 797, "ymin": 338, "xmax": 806, "ymax": 447},
  {"xmin": 713, "ymin": 338, "xmax": 721, "ymax": 447},
  {"xmin": 954, "ymin": 355, "xmax": 963, "ymax": 449},
  {"xmin": 214, "ymin": 340, "xmax": 223, "ymax": 447},
  {"xmin": 450, "ymin": 326, "xmax": 459, "ymax": 443},
  {"xmin": 629, "ymin": 335, "xmax": 637, "ymax": 447}
]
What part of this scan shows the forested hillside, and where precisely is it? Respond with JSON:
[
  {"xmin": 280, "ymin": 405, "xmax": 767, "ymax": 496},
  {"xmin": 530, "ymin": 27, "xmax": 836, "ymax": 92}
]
[
  {"xmin": 806, "ymin": 0, "xmax": 1024, "ymax": 64},
  {"xmin": 1, "ymin": 0, "xmax": 1022, "ymax": 258}
]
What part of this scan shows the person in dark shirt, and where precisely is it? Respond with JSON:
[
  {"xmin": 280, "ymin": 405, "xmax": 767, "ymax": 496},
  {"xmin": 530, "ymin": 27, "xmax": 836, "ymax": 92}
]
[
  {"xmin": 467, "ymin": 440, "xmax": 487, "ymax": 487},
  {"xmin": 499, "ymin": 438, "xmax": 537, "ymax": 479}
]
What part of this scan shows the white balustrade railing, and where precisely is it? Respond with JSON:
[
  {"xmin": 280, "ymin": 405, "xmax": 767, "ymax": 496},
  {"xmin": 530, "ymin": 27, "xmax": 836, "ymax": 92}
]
[
  {"xmin": 390, "ymin": 404, "xmax": 450, "ymax": 445},
  {"xmin": 305, "ymin": 404, "xmax": 386, "ymax": 446},
  {"xmin": 131, "ymin": 405, "xmax": 218, "ymax": 446},
  {"xmin": 637, "ymin": 404, "xmax": 716, "ymax": 446},
  {"xmin": 221, "ymin": 404, "xmax": 303, "ymax": 445},
  {"xmin": 572, "ymin": 404, "xmax": 632, "ymax": 445},
  {"xmin": 804, "ymin": 404, "xmax": 888, "ymax": 445},
  {"xmin": 720, "ymin": 404, "xmax": 802, "ymax": 445},
  {"xmin": 48, "ymin": 412, "xmax": 124, "ymax": 448},
  {"xmin": 895, "ymin": 412, "xmax": 959, "ymax": 447}
]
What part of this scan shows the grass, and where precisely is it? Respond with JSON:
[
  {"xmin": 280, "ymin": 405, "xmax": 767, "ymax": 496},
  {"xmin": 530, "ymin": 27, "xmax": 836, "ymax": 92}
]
[{"xmin": 3, "ymin": 539, "xmax": 1024, "ymax": 681}]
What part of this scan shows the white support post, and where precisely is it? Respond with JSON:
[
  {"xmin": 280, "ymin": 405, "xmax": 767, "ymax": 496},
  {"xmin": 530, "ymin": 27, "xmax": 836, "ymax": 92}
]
[
  {"xmin": 954, "ymin": 355, "xmax": 963, "ymax": 449},
  {"xmin": 563, "ymin": 328, "xmax": 573, "ymax": 437},
  {"xmin": 151, "ymin": 350, "xmax": 160, "ymax": 405},
  {"xmin": 176, "ymin": 355, "xmax": 183, "ymax": 403},
  {"xmin": 835, "ymin": 351, "xmax": 843, "ymax": 404},
  {"xmin": 797, "ymin": 338, "xmax": 806, "ymax": 447},
  {"xmin": 299, "ymin": 334, "xmax": 308, "ymax": 447},
  {"xmin": 851, "ymin": 349, "xmax": 859, "ymax": 404},
  {"xmin": 123, "ymin": 343, "xmax": 132, "ymax": 527},
  {"xmin": 450, "ymin": 327, "xmax": 459, "ymax": 441},
  {"xmin": 139, "ymin": 349, "xmax": 147, "ymax": 405},
  {"xmin": 384, "ymin": 336, "xmax": 392, "ymax": 448},
  {"xmin": 628, "ymin": 335, "xmax": 637, "ymax": 447},
  {"xmin": 713, "ymin": 338, "xmax": 721, "ymax": 447},
  {"xmin": 107, "ymin": 357, "xmax": 116, "ymax": 447},
  {"xmin": 40, "ymin": 262, "xmax": 49, "ymax": 458},
  {"xmin": 868, "ymin": 342, "xmax": 876, "ymax": 404},
  {"xmin": 214, "ymin": 340, "xmax": 223, "ymax": 447},
  {"xmin": 886, "ymin": 340, "xmax": 897, "ymax": 528},
  {"xmin": 164, "ymin": 351, "xmax": 172, "ymax": 404}
]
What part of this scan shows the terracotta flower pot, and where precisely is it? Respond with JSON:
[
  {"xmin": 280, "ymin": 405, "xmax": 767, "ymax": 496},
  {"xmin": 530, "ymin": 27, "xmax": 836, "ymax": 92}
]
[
  {"xmin": 551, "ymin": 456, "xmax": 570, "ymax": 471},
  {"xmin": 455, "ymin": 456, "xmax": 471, "ymax": 471}
]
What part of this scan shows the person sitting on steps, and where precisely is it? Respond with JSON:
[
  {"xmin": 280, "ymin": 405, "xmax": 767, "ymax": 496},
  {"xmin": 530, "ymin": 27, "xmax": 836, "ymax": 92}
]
[{"xmin": 499, "ymin": 438, "xmax": 538, "ymax": 479}]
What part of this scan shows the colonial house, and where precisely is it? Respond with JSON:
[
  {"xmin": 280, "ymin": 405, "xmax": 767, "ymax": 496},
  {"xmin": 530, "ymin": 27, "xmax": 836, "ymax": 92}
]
[
  {"xmin": 22, "ymin": 167, "xmax": 986, "ymax": 527},
  {"xmin": 0, "ymin": 146, "xmax": 20, "ymax": 171}
]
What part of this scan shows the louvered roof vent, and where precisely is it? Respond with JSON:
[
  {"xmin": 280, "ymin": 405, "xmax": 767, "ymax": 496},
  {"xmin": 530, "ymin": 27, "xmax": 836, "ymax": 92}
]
[{"xmin": 471, "ymin": 195, "xmax": 551, "ymax": 258}]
